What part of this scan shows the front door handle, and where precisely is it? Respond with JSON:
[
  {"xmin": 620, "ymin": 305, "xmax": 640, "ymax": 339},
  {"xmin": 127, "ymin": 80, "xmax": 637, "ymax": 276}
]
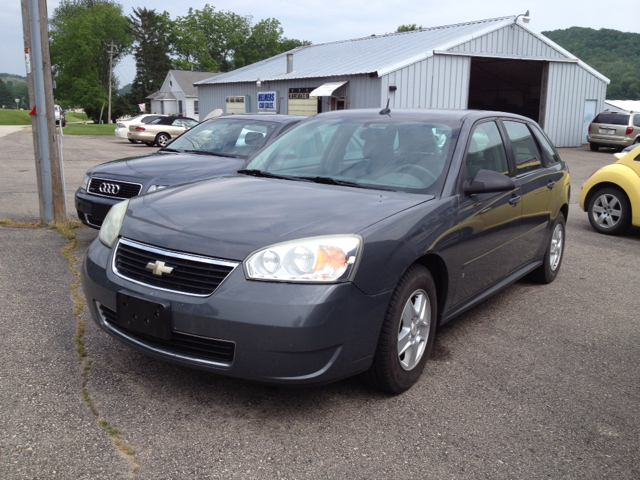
[
  {"xmin": 509, "ymin": 195, "xmax": 521, "ymax": 207},
  {"xmin": 547, "ymin": 180, "xmax": 556, "ymax": 190}
]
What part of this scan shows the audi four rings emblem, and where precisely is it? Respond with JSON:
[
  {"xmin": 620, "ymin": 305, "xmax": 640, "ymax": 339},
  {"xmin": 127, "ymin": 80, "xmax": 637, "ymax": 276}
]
[{"xmin": 99, "ymin": 183, "xmax": 121, "ymax": 195}]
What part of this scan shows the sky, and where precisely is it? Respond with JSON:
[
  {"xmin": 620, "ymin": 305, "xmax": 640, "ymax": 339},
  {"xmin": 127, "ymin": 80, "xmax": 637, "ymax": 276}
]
[{"xmin": 2, "ymin": 0, "xmax": 639, "ymax": 87}]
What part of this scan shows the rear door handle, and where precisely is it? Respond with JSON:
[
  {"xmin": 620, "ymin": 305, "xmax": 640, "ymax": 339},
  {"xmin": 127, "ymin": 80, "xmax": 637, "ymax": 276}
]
[
  {"xmin": 509, "ymin": 195, "xmax": 521, "ymax": 206},
  {"xmin": 547, "ymin": 180, "xmax": 556, "ymax": 190}
]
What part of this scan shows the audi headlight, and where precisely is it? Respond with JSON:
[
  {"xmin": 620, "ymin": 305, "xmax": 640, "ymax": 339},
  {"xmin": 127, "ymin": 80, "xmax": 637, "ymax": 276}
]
[
  {"xmin": 80, "ymin": 174, "xmax": 90, "ymax": 190},
  {"xmin": 98, "ymin": 199, "xmax": 129, "ymax": 248},
  {"xmin": 244, "ymin": 235, "xmax": 362, "ymax": 283},
  {"xmin": 147, "ymin": 185, "xmax": 169, "ymax": 193}
]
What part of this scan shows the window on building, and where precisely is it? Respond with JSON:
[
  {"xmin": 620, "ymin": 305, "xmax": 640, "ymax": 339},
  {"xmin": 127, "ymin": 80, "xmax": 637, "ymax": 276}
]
[
  {"xmin": 194, "ymin": 101, "xmax": 199, "ymax": 115},
  {"xmin": 178, "ymin": 100, "xmax": 183, "ymax": 115},
  {"xmin": 160, "ymin": 101, "xmax": 164, "ymax": 114}
]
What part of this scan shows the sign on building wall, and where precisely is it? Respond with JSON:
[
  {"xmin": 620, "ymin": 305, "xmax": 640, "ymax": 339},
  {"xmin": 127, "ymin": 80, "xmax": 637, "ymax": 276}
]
[
  {"xmin": 226, "ymin": 96, "xmax": 250, "ymax": 114},
  {"xmin": 288, "ymin": 88, "xmax": 319, "ymax": 116},
  {"xmin": 257, "ymin": 91, "xmax": 278, "ymax": 113}
]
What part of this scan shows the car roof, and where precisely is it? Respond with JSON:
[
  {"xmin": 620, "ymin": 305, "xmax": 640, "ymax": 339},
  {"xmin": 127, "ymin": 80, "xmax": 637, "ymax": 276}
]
[{"xmin": 310, "ymin": 108, "xmax": 538, "ymax": 124}]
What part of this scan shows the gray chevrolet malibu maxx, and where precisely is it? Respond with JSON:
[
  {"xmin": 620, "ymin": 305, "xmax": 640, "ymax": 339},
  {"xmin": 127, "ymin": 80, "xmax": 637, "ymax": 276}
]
[{"xmin": 82, "ymin": 108, "xmax": 570, "ymax": 393}]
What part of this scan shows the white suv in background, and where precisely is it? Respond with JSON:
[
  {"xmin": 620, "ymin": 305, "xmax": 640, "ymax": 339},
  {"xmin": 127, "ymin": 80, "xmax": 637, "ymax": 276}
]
[{"xmin": 54, "ymin": 105, "xmax": 65, "ymax": 127}]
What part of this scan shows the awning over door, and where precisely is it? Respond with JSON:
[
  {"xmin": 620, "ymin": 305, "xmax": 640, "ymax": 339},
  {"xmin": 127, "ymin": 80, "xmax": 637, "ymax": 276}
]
[{"xmin": 309, "ymin": 81, "xmax": 348, "ymax": 97}]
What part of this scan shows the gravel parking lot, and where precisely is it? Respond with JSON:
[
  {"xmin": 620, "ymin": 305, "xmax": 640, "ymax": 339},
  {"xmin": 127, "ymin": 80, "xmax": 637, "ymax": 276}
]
[{"xmin": 1, "ymin": 130, "xmax": 639, "ymax": 479}]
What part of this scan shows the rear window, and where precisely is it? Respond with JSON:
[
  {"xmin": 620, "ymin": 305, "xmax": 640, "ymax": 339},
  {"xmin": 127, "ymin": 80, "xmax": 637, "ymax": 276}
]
[{"xmin": 592, "ymin": 113, "xmax": 630, "ymax": 126}]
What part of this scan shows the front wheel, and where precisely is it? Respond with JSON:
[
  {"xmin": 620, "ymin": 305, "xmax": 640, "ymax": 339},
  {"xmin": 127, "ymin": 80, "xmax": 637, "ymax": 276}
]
[
  {"xmin": 529, "ymin": 212, "xmax": 565, "ymax": 284},
  {"xmin": 587, "ymin": 187, "xmax": 631, "ymax": 235},
  {"xmin": 363, "ymin": 265, "xmax": 437, "ymax": 394},
  {"xmin": 155, "ymin": 133, "xmax": 170, "ymax": 147}
]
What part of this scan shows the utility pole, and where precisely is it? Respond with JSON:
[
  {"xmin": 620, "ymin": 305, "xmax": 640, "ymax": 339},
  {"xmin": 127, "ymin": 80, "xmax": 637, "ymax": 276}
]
[
  {"xmin": 21, "ymin": 0, "xmax": 67, "ymax": 224},
  {"xmin": 107, "ymin": 40, "xmax": 113, "ymax": 124}
]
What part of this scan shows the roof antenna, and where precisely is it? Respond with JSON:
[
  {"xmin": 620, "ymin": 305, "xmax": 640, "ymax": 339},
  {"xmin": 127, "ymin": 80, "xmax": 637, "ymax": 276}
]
[{"xmin": 379, "ymin": 98, "xmax": 391, "ymax": 116}]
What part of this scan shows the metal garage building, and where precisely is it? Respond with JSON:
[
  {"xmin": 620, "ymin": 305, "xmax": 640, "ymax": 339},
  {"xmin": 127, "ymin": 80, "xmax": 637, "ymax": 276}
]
[{"xmin": 195, "ymin": 15, "xmax": 609, "ymax": 147}]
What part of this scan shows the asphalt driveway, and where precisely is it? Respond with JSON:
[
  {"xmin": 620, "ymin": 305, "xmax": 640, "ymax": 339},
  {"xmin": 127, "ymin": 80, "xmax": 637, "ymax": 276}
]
[{"xmin": 0, "ymin": 131, "xmax": 638, "ymax": 479}]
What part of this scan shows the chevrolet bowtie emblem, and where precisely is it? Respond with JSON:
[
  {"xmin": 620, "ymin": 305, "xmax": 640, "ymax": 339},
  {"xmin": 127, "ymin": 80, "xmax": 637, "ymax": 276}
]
[{"xmin": 146, "ymin": 260, "xmax": 174, "ymax": 276}]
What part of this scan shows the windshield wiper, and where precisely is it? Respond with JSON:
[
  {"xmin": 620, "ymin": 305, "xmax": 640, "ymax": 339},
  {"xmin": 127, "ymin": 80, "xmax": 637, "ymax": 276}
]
[
  {"xmin": 298, "ymin": 176, "xmax": 395, "ymax": 191},
  {"xmin": 182, "ymin": 149, "xmax": 242, "ymax": 158},
  {"xmin": 238, "ymin": 169, "xmax": 311, "ymax": 182}
]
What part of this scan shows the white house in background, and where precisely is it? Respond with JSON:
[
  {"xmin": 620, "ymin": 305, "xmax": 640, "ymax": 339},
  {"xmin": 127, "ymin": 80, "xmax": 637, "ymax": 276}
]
[{"xmin": 147, "ymin": 70, "xmax": 220, "ymax": 118}]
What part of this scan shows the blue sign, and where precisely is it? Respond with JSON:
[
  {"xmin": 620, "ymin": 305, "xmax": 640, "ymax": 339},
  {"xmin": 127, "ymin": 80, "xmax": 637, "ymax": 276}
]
[{"xmin": 257, "ymin": 91, "xmax": 277, "ymax": 113}]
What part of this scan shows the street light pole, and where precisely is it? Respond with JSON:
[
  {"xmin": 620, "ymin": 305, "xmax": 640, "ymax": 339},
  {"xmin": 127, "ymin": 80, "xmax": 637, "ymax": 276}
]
[{"xmin": 107, "ymin": 40, "xmax": 113, "ymax": 124}]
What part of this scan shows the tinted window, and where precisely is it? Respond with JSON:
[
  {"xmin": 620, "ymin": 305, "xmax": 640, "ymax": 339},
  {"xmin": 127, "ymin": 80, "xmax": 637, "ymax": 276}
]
[
  {"xmin": 503, "ymin": 121, "xmax": 542, "ymax": 175},
  {"xmin": 635, "ymin": 114, "xmax": 640, "ymax": 128},
  {"xmin": 530, "ymin": 125, "xmax": 561, "ymax": 165},
  {"xmin": 465, "ymin": 122, "xmax": 509, "ymax": 181},
  {"xmin": 592, "ymin": 113, "xmax": 630, "ymax": 125}
]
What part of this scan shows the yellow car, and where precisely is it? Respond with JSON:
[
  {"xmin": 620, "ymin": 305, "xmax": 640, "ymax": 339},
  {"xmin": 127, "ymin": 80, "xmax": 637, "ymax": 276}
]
[{"xmin": 580, "ymin": 144, "xmax": 640, "ymax": 234}]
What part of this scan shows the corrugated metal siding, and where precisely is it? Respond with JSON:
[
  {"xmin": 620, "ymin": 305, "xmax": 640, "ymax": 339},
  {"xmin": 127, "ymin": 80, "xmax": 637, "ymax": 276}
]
[
  {"xmin": 543, "ymin": 62, "xmax": 607, "ymax": 147},
  {"xmin": 450, "ymin": 24, "xmax": 567, "ymax": 59},
  {"xmin": 197, "ymin": 74, "xmax": 381, "ymax": 120},
  {"xmin": 381, "ymin": 55, "xmax": 470, "ymax": 109}
]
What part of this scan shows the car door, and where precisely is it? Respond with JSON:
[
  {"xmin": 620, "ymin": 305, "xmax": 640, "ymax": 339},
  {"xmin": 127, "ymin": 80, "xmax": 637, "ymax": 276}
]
[
  {"xmin": 501, "ymin": 120, "xmax": 556, "ymax": 264},
  {"xmin": 450, "ymin": 120, "xmax": 523, "ymax": 305}
]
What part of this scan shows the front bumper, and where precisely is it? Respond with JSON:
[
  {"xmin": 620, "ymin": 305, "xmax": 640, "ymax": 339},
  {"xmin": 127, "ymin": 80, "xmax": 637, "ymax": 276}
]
[
  {"xmin": 81, "ymin": 237, "xmax": 391, "ymax": 385},
  {"xmin": 75, "ymin": 188, "xmax": 119, "ymax": 229}
]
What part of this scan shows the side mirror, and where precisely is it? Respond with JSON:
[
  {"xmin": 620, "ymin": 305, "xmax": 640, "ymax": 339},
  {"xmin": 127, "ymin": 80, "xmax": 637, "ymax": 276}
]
[{"xmin": 464, "ymin": 169, "xmax": 515, "ymax": 195}]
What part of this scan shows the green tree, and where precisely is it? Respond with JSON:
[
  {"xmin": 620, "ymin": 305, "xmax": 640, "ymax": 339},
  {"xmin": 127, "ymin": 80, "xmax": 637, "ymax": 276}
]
[
  {"xmin": 50, "ymin": 0, "xmax": 133, "ymax": 120},
  {"xmin": 397, "ymin": 24, "xmax": 423, "ymax": 32},
  {"xmin": 128, "ymin": 7, "xmax": 172, "ymax": 107},
  {"xmin": 0, "ymin": 79, "xmax": 14, "ymax": 108}
]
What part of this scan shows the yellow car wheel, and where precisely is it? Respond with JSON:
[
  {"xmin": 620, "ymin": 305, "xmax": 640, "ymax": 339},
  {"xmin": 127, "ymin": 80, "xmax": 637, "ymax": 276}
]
[{"xmin": 587, "ymin": 187, "xmax": 632, "ymax": 235}]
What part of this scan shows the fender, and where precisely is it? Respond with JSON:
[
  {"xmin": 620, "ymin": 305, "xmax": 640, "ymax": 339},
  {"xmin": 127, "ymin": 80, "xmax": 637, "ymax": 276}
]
[{"xmin": 580, "ymin": 164, "xmax": 640, "ymax": 227}]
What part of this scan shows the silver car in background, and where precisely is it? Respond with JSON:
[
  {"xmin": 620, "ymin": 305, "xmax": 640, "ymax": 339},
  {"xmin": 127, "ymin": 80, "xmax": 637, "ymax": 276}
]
[{"xmin": 587, "ymin": 111, "xmax": 640, "ymax": 151}]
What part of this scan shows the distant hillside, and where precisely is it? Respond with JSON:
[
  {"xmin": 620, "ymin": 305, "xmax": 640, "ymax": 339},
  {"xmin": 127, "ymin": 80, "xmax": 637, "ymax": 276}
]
[
  {"xmin": 542, "ymin": 27, "xmax": 640, "ymax": 100},
  {"xmin": 118, "ymin": 83, "xmax": 131, "ymax": 95},
  {"xmin": 0, "ymin": 73, "xmax": 27, "ymax": 88}
]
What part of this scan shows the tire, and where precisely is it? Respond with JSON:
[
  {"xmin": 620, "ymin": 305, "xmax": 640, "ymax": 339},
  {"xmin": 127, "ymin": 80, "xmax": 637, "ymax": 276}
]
[
  {"xmin": 587, "ymin": 187, "xmax": 631, "ymax": 235},
  {"xmin": 128, "ymin": 139, "xmax": 140, "ymax": 144},
  {"xmin": 363, "ymin": 265, "xmax": 437, "ymax": 394},
  {"xmin": 144, "ymin": 142, "xmax": 155, "ymax": 147},
  {"xmin": 62, "ymin": 119, "xmax": 66, "ymax": 127},
  {"xmin": 529, "ymin": 212, "xmax": 566, "ymax": 284},
  {"xmin": 155, "ymin": 133, "xmax": 170, "ymax": 147},
  {"xmin": 589, "ymin": 143, "xmax": 599, "ymax": 151}
]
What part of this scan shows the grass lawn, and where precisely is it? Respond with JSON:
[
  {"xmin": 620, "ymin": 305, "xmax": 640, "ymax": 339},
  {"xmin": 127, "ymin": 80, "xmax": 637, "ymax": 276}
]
[
  {"xmin": 63, "ymin": 123, "xmax": 115, "ymax": 135},
  {"xmin": 0, "ymin": 109, "xmax": 31, "ymax": 125},
  {"xmin": 65, "ymin": 111, "xmax": 89, "ymax": 122}
]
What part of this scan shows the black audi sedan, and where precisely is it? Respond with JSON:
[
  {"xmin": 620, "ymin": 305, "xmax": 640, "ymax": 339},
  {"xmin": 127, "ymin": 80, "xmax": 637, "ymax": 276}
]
[
  {"xmin": 75, "ymin": 114, "xmax": 302, "ymax": 228},
  {"xmin": 82, "ymin": 109, "xmax": 570, "ymax": 393}
]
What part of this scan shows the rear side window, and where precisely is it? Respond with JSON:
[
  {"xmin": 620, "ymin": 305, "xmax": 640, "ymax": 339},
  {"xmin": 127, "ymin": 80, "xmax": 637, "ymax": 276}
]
[
  {"xmin": 635, "ymin": 114, "xmax": 640, "ymax": 128},
  {"xmin": 592, "ymin": 113, "xmax": 630, "ymax": 125},
  {"xmin": 530, "ymin": 124, "xmax": 561, "ymax": 165},
  {"xmin": 503, "ymin": 121, "xmax": 542, "ymax": 175}
]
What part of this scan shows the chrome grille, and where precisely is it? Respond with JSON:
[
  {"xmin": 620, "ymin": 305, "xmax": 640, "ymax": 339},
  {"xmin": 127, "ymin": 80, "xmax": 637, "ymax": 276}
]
[
  {"xmin": 88, "ymin": 177, "xmax": 142, "ymax": 199},
  {"xmin": 113, "ymin": 238, "xmax": 238, "ymax": 296},
  {"xmin": 98, "ymin": 304, "xmax": 235, "ymax": 364}
]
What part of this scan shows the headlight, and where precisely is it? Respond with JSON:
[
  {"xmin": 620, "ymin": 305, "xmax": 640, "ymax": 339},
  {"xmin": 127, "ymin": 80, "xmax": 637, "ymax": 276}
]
[
  {"xmin": 147, "ymin": 185, "xmax": 169, "ymax": 193},
  {"xmin": 244, "ymin": 235, "xmax": 362, "ymax": 283},
  {"xmin": 80, "ymin": 174, "xmax": 90, "ymax": 190},
  {"xmin": 98, "ymin": 199, "xmax": 129, "ymax": 248}
]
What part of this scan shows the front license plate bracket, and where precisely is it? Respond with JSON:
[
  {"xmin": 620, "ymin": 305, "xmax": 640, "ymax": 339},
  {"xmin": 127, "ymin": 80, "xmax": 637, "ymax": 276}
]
[{"xmin": 116, "ymin": 292, "xmax": 171, "ymax": 340}]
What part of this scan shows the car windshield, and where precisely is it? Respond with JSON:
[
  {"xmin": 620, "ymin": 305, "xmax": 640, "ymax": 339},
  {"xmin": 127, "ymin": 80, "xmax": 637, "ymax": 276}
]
[
  {"xmin": 245, "ymin": 114, "xmax": 460, "ymax": 194},
  {"xmin": 168, "ymin": 118, "xmax": 279, "ymax": 158}
]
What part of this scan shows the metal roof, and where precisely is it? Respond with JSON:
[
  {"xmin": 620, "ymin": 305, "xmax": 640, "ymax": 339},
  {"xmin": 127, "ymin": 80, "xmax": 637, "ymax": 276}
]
[{"xmin": 196, "ymin": 17, "xmax": 516, "ymax": 85}]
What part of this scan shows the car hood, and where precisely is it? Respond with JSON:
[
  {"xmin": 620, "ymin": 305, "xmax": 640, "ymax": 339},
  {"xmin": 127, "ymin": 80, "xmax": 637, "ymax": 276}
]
[
  {"xmin": 119, "ymin": 175, "xmax": 433, "ymax": 261},
  {"xmin": 89, "ymin": 151, "xmax": 245, "ymax": 185}
]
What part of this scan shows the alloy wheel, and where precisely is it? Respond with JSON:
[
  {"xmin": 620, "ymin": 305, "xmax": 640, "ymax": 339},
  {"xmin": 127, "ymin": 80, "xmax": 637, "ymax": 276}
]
[
  {"xmin": 549, "ymin": 222, "xmax": 563, "ymax": 271},
  {"xmin": 592, "ymin": 194, "xmax": 622, "ymax": 229},
  {"xmin": 397, "ymin": 289, "xmax": 431, "ymax": 371}
]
